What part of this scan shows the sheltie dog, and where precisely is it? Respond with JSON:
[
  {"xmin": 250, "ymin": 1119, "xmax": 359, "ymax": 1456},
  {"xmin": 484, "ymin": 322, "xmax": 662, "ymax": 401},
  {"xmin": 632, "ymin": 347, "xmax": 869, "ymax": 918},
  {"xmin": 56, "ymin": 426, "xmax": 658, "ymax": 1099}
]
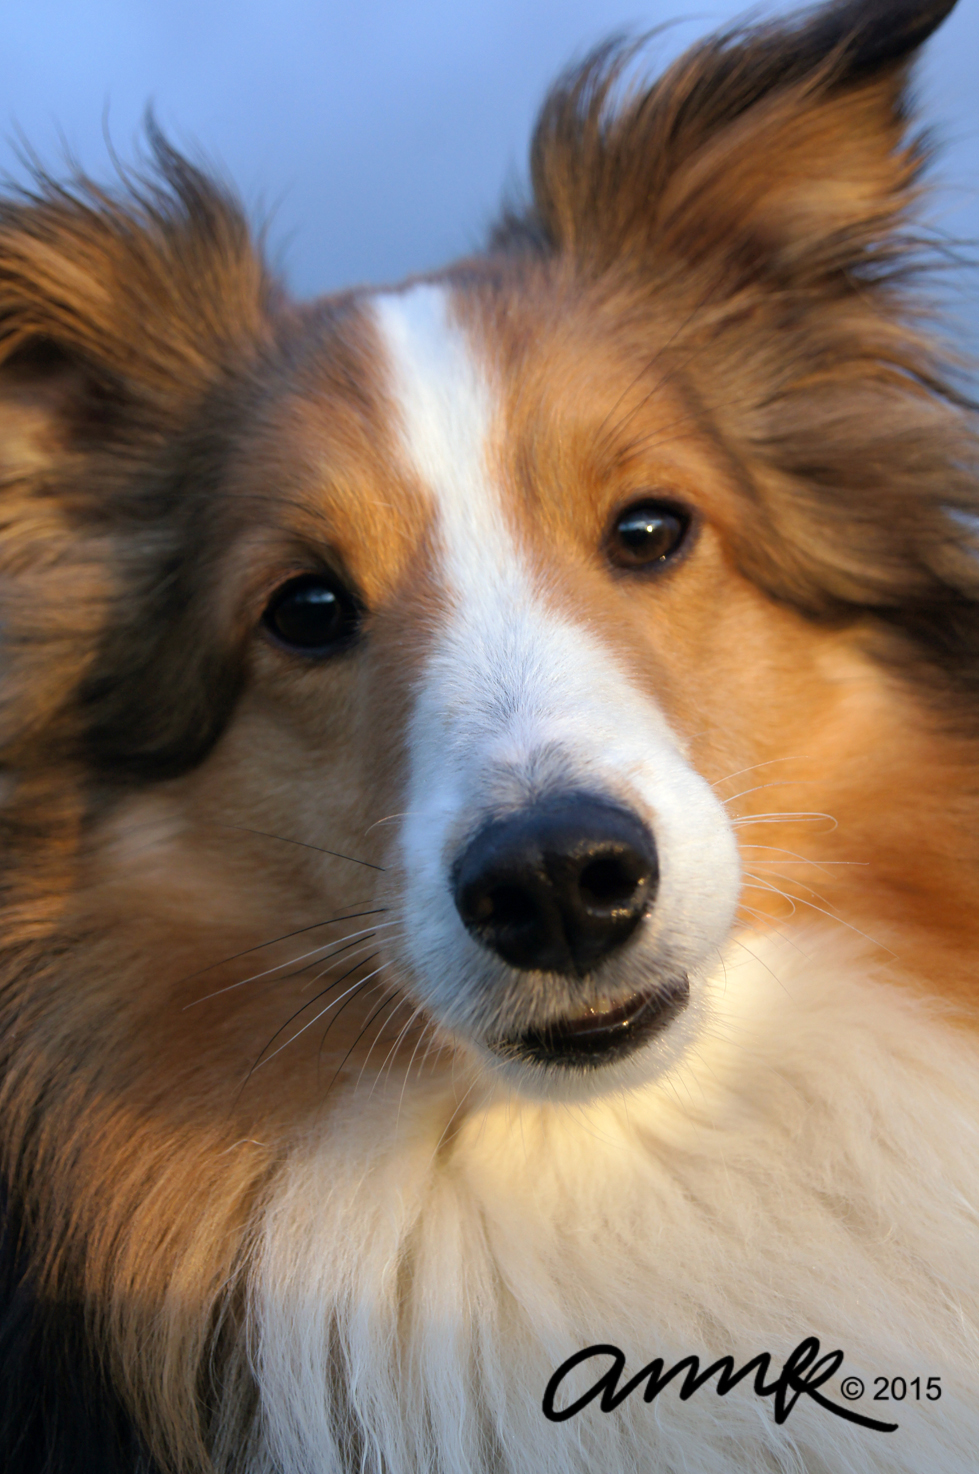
[{"xmin": 2, "ymin": 0, "xmax": 979, "ymax": 1469}]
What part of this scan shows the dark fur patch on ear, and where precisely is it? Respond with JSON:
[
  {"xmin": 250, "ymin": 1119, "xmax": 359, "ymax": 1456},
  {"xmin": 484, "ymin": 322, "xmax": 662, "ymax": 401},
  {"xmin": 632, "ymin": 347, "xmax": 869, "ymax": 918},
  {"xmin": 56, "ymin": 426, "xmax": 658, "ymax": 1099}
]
[
  {"xmin": 790, "ymin": 0, "xmax": 958, "ymax": 77},
  {"xmin": 0, "ymin": 134, "xmax": 279, "ymax": 779},
  {"xmin": 71, "ymin": 375, "xmax": 264, "ymax": 781}
]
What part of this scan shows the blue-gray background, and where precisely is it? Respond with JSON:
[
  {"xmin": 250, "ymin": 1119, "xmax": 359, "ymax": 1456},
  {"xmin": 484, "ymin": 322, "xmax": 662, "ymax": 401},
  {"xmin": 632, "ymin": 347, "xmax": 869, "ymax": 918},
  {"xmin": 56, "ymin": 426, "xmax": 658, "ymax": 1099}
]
[{"xmin": 2, "ymin": 0, "xmax": 976, "ymax": 324}]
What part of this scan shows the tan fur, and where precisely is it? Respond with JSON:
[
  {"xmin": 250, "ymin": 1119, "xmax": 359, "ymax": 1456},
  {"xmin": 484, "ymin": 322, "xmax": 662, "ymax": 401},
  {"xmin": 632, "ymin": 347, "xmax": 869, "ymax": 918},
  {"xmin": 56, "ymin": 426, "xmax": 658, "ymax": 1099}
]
[{"xmin": 1, "ymin": 5, "xmax": 977, "ymax": 1471}]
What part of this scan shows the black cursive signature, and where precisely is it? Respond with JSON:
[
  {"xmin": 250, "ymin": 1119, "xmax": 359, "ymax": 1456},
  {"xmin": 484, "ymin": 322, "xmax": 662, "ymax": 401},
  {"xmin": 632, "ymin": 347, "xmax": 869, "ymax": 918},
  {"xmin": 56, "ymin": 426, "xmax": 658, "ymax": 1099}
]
[{"xmin": 542, "ymin": 1337, "xmax": 898, "ymax": 1433}]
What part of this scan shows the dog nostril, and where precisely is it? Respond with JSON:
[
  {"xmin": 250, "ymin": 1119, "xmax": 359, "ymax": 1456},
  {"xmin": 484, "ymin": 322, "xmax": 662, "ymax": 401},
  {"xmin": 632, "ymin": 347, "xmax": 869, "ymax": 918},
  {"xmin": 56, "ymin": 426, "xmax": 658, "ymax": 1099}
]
[
  {"xmin": 481, "ymin": 884, "xmax": 538, "ymax": 929},
  {"xmin": 578, "ymin": 856, "xmax": 641, "ymax": 908},
  {"xmin": 452, "ymin": 794, "xmax": 658, "ymax": 976}
]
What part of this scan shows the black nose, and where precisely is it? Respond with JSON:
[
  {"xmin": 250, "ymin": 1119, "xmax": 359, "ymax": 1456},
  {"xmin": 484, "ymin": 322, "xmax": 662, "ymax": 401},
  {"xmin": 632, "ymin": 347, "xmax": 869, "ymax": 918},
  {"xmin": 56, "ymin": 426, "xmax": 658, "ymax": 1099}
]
[{"xmin": 452, "ymin": 794, "xmax": 658, "ymax": 976}]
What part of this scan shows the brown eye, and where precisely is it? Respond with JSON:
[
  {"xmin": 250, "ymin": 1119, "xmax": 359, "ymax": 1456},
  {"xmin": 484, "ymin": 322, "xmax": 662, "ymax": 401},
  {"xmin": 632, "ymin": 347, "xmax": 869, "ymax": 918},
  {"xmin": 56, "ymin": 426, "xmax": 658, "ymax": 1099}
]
[
  {"xmin": 263, "ymin": 573, "xmax": 361, "ymax": 656},
  {"xmin": 608, "ymin": 501, "xmax": 690, "ymax": 569}
]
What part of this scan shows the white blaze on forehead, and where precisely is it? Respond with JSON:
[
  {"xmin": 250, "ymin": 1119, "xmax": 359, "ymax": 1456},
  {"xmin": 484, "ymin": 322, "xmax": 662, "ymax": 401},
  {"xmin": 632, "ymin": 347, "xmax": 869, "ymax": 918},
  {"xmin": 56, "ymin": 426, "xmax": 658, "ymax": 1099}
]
[
  {"xmin": 372, "ymin": 281, "xmax": 636, "ymax": 779},
  {"xmin": 371, "ymin": 282, "xmax": 740, "ymax": 1089},
  {"xmin": 372, "ymin": 282, "xmax": 505, "ymax": 580}
]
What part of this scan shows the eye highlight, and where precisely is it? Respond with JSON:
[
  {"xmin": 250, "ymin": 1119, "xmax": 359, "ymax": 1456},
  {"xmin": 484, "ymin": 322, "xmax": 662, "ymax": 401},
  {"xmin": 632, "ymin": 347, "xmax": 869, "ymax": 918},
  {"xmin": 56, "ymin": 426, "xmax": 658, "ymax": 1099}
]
[
  {"xmin": 262, "ymin": 573, "xmax": 361, "ymax": 656},
  {"xmin": 607, "ymin": 501, "xmax": 691, "ymax": 570}
]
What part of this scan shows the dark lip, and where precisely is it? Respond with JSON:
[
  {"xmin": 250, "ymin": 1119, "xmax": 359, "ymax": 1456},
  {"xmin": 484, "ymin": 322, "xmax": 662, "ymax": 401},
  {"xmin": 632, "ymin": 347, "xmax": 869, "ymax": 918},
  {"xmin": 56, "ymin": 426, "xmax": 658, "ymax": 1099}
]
[{"xmin": 491, "ymin": 978, "xmax": 689, "ymax": 1069}]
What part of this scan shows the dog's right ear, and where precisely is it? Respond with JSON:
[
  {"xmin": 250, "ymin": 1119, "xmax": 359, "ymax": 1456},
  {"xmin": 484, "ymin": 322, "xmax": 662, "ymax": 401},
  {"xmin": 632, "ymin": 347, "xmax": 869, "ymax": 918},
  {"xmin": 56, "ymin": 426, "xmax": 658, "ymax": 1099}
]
[{"xmin": 0, "ymin": 139, "xmax": 274, "ymax": 764}]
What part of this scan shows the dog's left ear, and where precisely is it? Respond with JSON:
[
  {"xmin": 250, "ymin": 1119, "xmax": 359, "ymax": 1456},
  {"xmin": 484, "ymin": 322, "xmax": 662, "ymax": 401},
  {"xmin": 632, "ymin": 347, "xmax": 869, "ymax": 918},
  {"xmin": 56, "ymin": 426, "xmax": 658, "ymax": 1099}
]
[{"xmin": 517, "ymin": 0, "xmax": 959, "ymax": 289}]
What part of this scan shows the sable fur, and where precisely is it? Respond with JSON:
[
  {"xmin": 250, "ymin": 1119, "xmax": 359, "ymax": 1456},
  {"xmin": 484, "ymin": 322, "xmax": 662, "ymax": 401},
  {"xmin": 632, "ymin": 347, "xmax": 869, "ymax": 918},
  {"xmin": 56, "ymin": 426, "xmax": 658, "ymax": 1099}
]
[
  {"xmin": 0, "ymin": 134, "xmax": 277, "ymax": 778},
  {"xmin": 1, "ymin": 2, "xmax": 978, "ymax": 1471},
  {"xmin": 495, "ymin": 13, "xmax": 979, "ymax": 692}
]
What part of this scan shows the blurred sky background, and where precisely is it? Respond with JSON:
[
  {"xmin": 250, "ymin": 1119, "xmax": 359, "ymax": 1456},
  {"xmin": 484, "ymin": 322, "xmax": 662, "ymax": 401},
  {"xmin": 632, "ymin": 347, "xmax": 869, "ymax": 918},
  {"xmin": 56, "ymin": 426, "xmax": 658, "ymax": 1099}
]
[{"xmin": 1, "ymin": 0, "xmax": 977, "ymax": 331}]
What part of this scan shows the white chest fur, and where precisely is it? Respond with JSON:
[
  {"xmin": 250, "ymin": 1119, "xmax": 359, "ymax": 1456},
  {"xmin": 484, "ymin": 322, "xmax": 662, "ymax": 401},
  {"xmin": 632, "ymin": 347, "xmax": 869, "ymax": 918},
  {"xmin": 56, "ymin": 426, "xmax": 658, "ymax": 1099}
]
[{"xmin": 243, "ymin": 931, "xmax": 979, "ymax": 1473}]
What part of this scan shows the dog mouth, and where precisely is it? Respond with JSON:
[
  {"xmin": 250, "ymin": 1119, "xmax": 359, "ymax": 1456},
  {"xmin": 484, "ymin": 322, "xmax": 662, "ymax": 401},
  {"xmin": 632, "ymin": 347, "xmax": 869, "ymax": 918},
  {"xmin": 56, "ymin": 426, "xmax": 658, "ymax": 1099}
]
[{"xmin": 491, "ymin": 978, "xmax": 689, "ymax": 1068}]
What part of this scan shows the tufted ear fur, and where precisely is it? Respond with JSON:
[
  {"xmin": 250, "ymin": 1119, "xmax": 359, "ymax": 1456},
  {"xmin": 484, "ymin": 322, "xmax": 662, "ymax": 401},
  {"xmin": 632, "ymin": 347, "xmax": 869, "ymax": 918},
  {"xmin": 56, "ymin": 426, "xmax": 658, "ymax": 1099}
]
[
  {"xmin": 0, "ymin": 135, "xmax": 276, "ymax": 775},
  {"xmin": 507, "ymin": 0, "xmax": 959, "ymax": 287}
]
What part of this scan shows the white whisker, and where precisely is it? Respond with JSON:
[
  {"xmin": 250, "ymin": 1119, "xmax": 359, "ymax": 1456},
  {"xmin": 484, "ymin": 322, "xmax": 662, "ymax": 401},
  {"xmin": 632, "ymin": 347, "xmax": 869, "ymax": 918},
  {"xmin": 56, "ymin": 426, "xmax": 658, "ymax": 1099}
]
[{"xmin": 254, "ymin": 960, "xmax": 392, "ymax": 1069}]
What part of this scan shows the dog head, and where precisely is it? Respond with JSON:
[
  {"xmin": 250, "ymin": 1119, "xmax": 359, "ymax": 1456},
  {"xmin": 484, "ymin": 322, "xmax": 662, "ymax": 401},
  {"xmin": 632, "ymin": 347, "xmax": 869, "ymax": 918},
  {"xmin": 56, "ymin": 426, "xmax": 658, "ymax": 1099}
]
[{"xmin": 0, "ymin": 0, "xmax": 974, "ymax": 1136}]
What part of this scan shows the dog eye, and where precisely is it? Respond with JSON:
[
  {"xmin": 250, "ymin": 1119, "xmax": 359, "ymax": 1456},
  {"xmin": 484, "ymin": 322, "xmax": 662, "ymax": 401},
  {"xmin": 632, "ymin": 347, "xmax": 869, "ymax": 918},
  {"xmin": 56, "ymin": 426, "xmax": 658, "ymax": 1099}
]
[
  {"xmin": 608, "ymin": 501, "xmax": 690, "ymax": 569},
  {"xmin": 262, "ymin": 574, "xmax": 360, "ymax": 655}
]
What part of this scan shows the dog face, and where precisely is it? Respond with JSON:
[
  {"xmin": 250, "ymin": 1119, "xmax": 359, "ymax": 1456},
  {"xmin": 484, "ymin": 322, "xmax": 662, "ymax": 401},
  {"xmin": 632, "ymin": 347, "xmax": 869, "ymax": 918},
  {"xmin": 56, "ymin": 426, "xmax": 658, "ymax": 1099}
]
[
  {"xmin": 370, "ymin": 282, "xmax": 740, "ymax": 1095},
  {"xmin": 1, "ymin": 3, "xmax": 977, "ymax": 1138},
  {"xmin": 19, "ymin": 257, "xmax": 968, "ymax": 1132}
]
